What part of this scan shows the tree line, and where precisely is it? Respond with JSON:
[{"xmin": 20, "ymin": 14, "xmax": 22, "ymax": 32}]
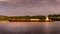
[{"xmin": 0, "ymin": 14, "xmax": 60, "ymax": 21}]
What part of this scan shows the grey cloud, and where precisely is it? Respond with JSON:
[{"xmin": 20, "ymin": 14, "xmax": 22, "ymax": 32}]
[{"xmin": 0, "ymin": 0, "xmax": 60, "ymax": 16}]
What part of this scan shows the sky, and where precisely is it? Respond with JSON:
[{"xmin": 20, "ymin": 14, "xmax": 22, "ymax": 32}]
[{"xmin": 0, "ymin": 0, "xmax": 60, "ymax": 16}]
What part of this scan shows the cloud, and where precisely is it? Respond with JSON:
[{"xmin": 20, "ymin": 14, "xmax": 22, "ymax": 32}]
[
  {"xmin": 0, "ymin": 0, "xmax": 60, "ymax": 16},
  {"xmin": 0, "ymin": 0, "xmax": 7, "ymax": 1}
]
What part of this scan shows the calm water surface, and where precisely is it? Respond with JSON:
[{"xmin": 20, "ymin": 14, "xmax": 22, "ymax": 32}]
[{"xmin": 0, "ymin": 21, "xmax": 60, "ymax": 34}]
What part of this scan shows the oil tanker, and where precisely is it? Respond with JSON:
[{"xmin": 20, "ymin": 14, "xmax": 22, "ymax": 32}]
[{"xmin": 9, "ymin": 16, "xmax": 54, "ymax": 22}]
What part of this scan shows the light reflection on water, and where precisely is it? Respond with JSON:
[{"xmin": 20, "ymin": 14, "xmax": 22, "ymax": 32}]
[{"xmin": 0, "ymin": 21, "xmax": 60, "ymax": 34}]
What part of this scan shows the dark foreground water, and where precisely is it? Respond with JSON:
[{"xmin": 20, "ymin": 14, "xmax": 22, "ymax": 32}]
[{"xmin": 0, "ymin": 21, "xmax": 60, "ymax": 34}]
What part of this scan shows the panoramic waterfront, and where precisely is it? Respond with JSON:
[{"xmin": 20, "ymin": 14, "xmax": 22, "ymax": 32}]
[
  {"xmin": 0, "ymin": 21, "xmax": 60, "ymax": 34},
  {"xmin": 0, "ymin": 0, "xmax": 60, "ymax": 34}
]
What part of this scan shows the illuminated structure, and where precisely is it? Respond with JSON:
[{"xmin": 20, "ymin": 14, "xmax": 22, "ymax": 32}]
[{"xmin": 45, "ymin": 16, "xmax": 49, "ymax": 21}]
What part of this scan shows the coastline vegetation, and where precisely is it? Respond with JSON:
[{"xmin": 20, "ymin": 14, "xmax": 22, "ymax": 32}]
[{"xmin": 0, "ymin": 14, "xmax": 60, "ymax": 21}]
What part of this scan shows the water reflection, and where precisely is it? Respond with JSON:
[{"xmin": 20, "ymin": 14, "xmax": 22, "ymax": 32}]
[{"xmin": 0, "ymin": 21, "xmax": 60, "ymax": 34}]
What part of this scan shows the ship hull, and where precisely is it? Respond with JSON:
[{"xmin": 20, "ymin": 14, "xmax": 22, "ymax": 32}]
[{"xmin": 9, "ymin": 20, "xmax": 54, "ymax": 22}]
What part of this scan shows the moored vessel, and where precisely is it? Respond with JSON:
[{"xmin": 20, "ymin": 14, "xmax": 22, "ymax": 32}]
[{"xmin": 9, "ymin": 16, "xmax": 54, "ymax": 22}]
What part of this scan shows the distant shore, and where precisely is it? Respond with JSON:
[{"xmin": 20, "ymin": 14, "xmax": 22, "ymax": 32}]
[{"xmin": 0, "ymin": 14, "xmax": 60, "ymax": 21}]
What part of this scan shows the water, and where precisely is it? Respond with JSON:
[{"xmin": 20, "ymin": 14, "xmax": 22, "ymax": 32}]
[{"xmin": 0, "ymin": 21, "xmax": 60, "ymax": 34}]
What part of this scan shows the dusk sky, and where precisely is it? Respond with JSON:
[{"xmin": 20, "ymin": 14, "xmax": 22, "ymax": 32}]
[{"xmin": 0, "ymin": 0, "xmax": 60, "ymax": 16}]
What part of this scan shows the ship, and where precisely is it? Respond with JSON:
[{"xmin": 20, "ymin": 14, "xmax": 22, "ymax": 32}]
[{"xmin": 9, "ymin": 16, "xmax": 54, "ymax": 22}]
